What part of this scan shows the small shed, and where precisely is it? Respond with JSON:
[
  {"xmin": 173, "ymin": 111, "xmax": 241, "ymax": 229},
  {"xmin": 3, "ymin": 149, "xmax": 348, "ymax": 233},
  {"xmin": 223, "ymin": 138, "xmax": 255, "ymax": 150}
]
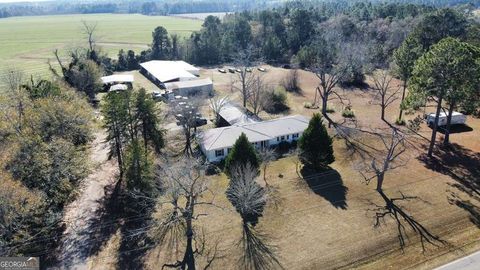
[
  {"xmin": 109, "ymin": 84, "xmax": 128, "ymax": 92},
  {"xmin": 101, "ymin": 74, "xmax": 134, "ymax": 92},
  {"xmin": 217, "ymin": 102, "xmax": 260, "ymax": 127}
]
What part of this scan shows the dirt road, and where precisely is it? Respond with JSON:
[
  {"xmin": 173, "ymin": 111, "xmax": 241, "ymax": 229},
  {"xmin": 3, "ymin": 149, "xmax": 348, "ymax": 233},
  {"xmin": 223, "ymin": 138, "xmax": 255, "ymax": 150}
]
[{"xmin": 56, "ymin": 131, "xmax": 118, "ymax": 269}]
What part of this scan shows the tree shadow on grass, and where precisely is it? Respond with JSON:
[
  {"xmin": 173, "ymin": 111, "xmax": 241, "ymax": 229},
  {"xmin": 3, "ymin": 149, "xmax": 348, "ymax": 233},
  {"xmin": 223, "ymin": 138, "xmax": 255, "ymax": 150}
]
[
  {"xmin": 434, "ymin": 124, "xmax": 473, "ymax": 135},
  {"xmin": 59, "ymin": 181, "xmax": 123, "ymax": 269},
  {"xmin": 116, "ymin": 194, "xmax": 157, "ymax": 270},
  {"xmin": 299, "ymin": 165, "xmax": 348, "ymax": 209},
  {"xmin": 367, "ymin": 190, "xmax": 447, "ymax": 252},
  {"xmin": 418, "ymin": 143, "xmax": 480, "ymax": 228}
]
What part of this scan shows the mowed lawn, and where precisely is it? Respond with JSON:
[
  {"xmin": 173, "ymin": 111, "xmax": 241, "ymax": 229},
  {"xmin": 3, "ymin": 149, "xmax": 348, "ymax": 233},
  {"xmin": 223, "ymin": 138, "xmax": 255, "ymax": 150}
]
[{"xmin": 0, "ymin": 14, "xmax": 202, "ymax": 78}]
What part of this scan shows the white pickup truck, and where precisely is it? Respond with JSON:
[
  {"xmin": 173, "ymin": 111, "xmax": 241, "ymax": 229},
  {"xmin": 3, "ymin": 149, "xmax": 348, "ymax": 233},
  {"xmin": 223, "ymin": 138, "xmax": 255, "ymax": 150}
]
[{"xmin": 426, "ymin": 111, "xmax": 466, "ymax": 127}]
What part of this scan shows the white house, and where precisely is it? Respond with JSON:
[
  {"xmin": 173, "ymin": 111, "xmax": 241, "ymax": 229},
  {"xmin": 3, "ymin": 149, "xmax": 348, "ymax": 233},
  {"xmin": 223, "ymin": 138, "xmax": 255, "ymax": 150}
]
[
  {"xmin": 198, "ymin": 115, "xmax": 310, "ymax": 163},
  {"xmin": 140, "ymin": 60, "xmax": 199, "ymax": 86}
]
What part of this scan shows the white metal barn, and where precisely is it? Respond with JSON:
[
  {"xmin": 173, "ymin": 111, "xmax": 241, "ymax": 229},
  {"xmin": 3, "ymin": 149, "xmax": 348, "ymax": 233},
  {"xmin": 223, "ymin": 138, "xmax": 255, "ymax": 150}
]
[
  {"xmin": 139, "ymin": 60, "xmax": 200, "ymax": 87},
  {"xmin": 198, "ymin": 115, "xmax": 310, "ymax": 163},
  {"xmin": 164, "ymin": 78, "xmax": 213, "ymax": 97}
]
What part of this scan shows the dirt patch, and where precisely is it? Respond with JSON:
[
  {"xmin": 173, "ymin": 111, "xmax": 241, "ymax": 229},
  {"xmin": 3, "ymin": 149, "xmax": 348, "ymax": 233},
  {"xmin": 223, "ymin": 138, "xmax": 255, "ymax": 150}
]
[{"xmin": 56, "ymin": 131, "xmax": 119, "ymax": 269}]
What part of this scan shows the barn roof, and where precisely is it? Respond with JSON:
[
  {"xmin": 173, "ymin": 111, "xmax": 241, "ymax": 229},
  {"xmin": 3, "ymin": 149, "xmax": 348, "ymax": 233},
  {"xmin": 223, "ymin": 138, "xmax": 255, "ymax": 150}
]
[
  {"xmin": 101, "ymin": 74, "xmax": 134, "ymax": 84},
  {"xmin": 199, "ymin": 115, "xmax": 310, "ymax": 151},
  {"xmin": 165, "ymin": 78, "xmax": 213, "ymax": 90},
  {"xmin": 140, "ymin": 60, "xmax": 199, "ymax": 83}
]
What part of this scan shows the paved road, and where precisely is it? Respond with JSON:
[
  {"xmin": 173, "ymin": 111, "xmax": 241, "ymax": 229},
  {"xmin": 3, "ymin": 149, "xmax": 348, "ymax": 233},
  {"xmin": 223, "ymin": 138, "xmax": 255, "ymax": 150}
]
[{"xmin": 435, "ymin": 251, "xmax": 480, "ymax": 270}]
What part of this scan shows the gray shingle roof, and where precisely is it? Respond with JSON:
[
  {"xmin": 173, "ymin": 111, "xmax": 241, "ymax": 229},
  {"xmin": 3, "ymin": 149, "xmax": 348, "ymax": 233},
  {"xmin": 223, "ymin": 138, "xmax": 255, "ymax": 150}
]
[{"xmin": 199, "ymin": 115, "xmax": 310, "ymax": 151}]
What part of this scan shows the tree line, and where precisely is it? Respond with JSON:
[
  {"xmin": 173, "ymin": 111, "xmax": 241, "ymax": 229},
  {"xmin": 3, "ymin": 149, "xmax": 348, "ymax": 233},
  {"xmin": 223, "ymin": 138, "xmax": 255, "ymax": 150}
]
[{"xmin": 1, "ymin": 0, "xmax": 478, "ymax": 19}]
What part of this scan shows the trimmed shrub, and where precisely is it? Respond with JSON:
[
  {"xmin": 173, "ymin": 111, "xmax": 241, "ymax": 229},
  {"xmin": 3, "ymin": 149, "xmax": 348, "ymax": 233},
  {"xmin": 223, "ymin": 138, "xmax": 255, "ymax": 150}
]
[
  {"xmin": 224, "ymin": 133, "xmax": 260, "ymax": 176},
  {"xmin": 342, "ymin": 108, "xmax": 355, "ymax": 118},
  {"xmin": 298, "ymin": 113, "xmax": 335, "ymax": 170}
]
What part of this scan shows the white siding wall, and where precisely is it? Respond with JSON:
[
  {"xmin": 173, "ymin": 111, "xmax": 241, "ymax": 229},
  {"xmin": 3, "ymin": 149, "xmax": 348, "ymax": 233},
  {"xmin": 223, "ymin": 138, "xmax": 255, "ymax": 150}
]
[{"xmin": 203, "ymin": 132, "xmax": 303, "ymax": 163}]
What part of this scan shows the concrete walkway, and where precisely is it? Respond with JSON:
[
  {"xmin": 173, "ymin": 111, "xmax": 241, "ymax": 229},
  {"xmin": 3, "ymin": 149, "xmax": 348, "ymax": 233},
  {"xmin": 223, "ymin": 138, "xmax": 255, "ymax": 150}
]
[{"xmin": 435, "ymin": 251, "xmax": 480, "ymax": 270}]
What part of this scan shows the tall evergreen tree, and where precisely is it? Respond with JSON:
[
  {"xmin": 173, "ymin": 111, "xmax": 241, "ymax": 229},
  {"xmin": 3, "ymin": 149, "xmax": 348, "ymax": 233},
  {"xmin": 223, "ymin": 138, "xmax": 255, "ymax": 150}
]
[
  {"xmin": 393, "ymin": 35, "xmax": 424, "ymax": 121},
  {"xmin": 124, "ymin": 139, "xmax": 155, "ymax": 196},
  {"xmin": 134, "ymin": 88, "xmax": 164, "ymax": 153},
  {"xmin": 224, "ymin": 133, "xmax": 260, "ymax": 176},
  {"xmin": 298, "ymin": 113, "xmax": 335, "ymax": 170},
  {"xmin": 151, "ymin": 26, "xmax": 171, "ymax": 60},
  {"xmin": 102, "ymin": 91, "xmax": 130, "ymax": 179}
]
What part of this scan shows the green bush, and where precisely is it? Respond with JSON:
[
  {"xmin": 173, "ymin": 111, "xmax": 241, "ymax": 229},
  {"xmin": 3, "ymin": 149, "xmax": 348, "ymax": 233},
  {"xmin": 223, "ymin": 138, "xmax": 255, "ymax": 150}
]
[
  {"xmin": 264, "ymin": 87, "xmax": 289, "ymax": 114},
  {"xmin": 342, "ymin": 108, "xmax": 355, "ymax": 118},
  {"xmin": 303, "ymin": 102, "xmax": 319, "ymax": 109},
  {"xmin": 224, "ymin": 133, "xmax": 260, "ymax": 176},
  {"xmin": 298, "ymin": 114, "xmax": 335, "ymax": 170},
  {"xmin": 325, "ymin": 106, "xmax": 336, "ymax": 113}
]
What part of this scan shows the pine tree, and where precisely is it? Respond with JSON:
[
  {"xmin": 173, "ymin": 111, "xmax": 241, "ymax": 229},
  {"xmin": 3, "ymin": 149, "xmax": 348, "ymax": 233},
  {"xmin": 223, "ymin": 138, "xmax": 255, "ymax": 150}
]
[
  {"xmin": 224, "ymin": 133, "xmax": 260, "ymax": 176},
  {"xmin": 135, "ymin": 88, "xmax": 164, "ymax": 153},
  {"xmin": 102, "ymin": 91, "xmax": 130, "ymax": 179},
  {"xmin": 124, "ymin": 139, "xmax": 155, "ymax": 196},
  {"xmin": 298, "ymin": 113, "xmax": 335, "ymax": 170}
]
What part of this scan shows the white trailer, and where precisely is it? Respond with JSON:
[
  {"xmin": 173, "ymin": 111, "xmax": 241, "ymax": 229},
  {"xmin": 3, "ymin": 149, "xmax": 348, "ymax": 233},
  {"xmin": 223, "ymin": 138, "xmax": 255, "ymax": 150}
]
[{"xmin": 426, "ymin": 111, "xmax": 466, "ymax": 127}]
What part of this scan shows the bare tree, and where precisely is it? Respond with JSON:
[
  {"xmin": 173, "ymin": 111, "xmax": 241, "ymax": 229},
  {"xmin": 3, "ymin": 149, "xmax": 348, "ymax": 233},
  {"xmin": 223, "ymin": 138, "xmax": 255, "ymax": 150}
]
[
  {"xmin": 310, "ymin": 43, "xmax": 348, "ymax": 128},
  {"xmin": 370, "ymin": 70, "xmax": 400, "ymax": 124},
  {"xmin": 282, "ymin": 69, "xmax": 300, "ymax": 93},
  {"xmin": 350, "ymin": 128, "xmax": 446, "ymax": 251},
  {"xmin": 209, "ymin": 96, "xmax": 229, "ymax": 127},
  {"xmin": 152, "ymin": 158, "xmax": 221, "ymax": 270},
  {"xmin": 233, "ymin": 46, "xmax": 257, "ymax": 108},
  {"xmin": 356, "ymin": 129, "xmax": 407, "ymax": 192},
  {"xmin": 258, "ymin": 148, "xmax": 276, "ymax": 186},
  {"xmin": 306, "ymin": 38, "xmax": 368, "ymax": 128},
  {"xmin": 226, "ymin": 163, "xmax": 282, "ymax": 270},
  {"xmin": 247, "ymin": 74, "xmax": 271, "ymax": 116},
  {"xmin": 1, "ymin": 68, "xmax": 28, "ymax": 134},
  {"xmin": 172, "ymin": 97, "xmax": 204, "ymax": 156},
  {"xmin": 81, "ymin": 20, "xmax": 98, "ymax": 52}
]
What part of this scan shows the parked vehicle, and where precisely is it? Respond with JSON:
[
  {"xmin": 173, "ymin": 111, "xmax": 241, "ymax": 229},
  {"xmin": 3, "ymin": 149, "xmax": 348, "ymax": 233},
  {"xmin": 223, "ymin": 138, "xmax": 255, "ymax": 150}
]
[
  {"xmin": 426, "ymin": 111, "xmax": 466, "ymax": 127},
  {"xmin": 218, "ymin": 68, "xmax": 226, "ymax": 73},
  {"xmin": 257, "ymin": 67, "xmax": 266, "ymax": 72},
  {"xmin": 152, "ymin": 91, "xmax": 162, "ymax": 100},
  {"xmin": 228, "ymin": 68, "xmax": 235, "ymax": 73},
  {"xmin": 281, "ymin": 64, "xmax": 291, "ymax": 69},
  {"xmin": 195, "ymin": 117, "xmax": 208, "ymax": 126}
]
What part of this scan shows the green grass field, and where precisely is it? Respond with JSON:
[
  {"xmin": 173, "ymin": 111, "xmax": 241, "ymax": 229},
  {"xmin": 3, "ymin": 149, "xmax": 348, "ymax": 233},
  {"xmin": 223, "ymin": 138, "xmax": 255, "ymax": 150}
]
[{"xmin": 0, "ymin": 14, "xmax": 202, "ymax": 79}]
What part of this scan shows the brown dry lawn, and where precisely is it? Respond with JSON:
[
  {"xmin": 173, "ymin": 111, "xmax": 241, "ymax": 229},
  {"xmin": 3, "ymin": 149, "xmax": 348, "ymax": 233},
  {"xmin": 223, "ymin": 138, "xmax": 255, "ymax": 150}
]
[{"xmin": 96, "ymin": 66, "xmax": 480, "ymax": 270}]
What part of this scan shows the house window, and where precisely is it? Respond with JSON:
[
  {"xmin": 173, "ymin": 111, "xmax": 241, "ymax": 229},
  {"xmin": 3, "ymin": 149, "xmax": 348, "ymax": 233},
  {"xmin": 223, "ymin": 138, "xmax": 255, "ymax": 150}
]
[
  {"xmin": 227, "ymin": 148, "xmax": 232, "ymax": 154},
  {"xmin": 287, "ymin": 135, "xmax": 290, "ymax": 140},
  {"xmin": 215, "ymin": 149, "xmax": 224, "ymax": 157},
  {"xmin": 281, "ymin": 136, "xmax": 285, "ymax": 141},
  {"xmin": 293, "ymin": 133, "xmax": 299, "ymax": 139},
  {"xmin": 277, "ymin": 137, "xmax": 280, "ymax": 142}
]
